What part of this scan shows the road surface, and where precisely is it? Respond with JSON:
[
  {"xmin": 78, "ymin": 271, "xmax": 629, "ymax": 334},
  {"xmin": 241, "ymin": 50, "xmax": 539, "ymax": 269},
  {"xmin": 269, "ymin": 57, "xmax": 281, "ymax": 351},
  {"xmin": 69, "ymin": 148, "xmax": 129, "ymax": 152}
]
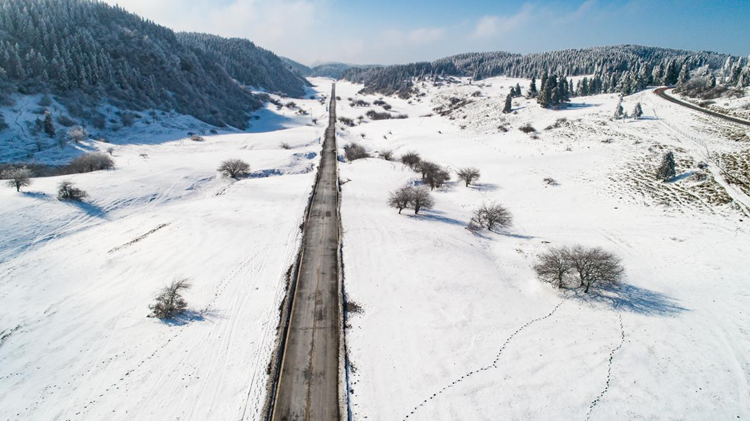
[
  {"xmin": 654, "ymin": 87, "xmax": 750, "ymax": 127},
  {"xmin": 271, "ymin": 85, "xmax": 341, "ymax": 421}
]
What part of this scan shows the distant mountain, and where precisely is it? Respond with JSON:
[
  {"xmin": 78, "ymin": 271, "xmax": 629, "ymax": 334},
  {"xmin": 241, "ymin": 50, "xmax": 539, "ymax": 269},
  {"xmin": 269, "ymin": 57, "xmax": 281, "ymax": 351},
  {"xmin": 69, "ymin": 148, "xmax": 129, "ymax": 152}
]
[
  {"xmin": 0, "ymin": 0, "xmax": 309, "ymax": 130},
  {"xmin": 280, "ymin": 58, "xmax": 379, "ymax": 80},
  {"xmin": 341, "ymin": 45, "xmax": 747, "ymax": 98}
]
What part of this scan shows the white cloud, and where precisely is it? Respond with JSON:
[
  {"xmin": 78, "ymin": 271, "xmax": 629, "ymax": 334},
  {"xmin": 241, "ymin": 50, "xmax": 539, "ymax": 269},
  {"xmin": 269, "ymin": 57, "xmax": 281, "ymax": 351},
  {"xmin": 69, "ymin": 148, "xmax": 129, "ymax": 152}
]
[
  {"xmin": 407, "ymin": 27, "xmax": 446, "ymax": 45},
  {"xmin": 472, "ymin": 3, "xmax": 534, "ymax": 38}
]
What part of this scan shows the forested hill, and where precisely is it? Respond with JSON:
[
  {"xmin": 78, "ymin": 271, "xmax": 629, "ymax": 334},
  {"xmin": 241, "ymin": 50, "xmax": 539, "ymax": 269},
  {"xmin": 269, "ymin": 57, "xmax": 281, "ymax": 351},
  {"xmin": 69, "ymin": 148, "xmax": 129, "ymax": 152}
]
[
  {"xmin": 341, "ymin": 45, "xmax": 747, "ymax": 98},
  {"xmin": 0, "ymin": 0, "xmax": 309, "ymax": 129},
  {"xmin": 178, "ymin": 33, "xmax": 310, "ymax": 98}
]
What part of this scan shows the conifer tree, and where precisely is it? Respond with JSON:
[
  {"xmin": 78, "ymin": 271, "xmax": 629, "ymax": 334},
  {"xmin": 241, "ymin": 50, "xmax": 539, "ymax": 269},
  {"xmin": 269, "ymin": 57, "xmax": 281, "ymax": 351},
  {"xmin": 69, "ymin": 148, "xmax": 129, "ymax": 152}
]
[
  {"xmin": 43, "ymin": 111, "xmax": 55, "ymax": 138},
  {"xmin": 503, "ymin": 92, "xmax": 512, "ymax": 113},
  {"xmin": 528, "ymin": 76, "xmax": 538, "ymax": 98}
]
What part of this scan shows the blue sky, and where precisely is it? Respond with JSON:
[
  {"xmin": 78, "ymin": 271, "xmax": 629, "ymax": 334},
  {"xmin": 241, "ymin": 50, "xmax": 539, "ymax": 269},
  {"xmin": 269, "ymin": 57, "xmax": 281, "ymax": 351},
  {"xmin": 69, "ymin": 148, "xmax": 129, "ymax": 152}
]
[{"xmin": 104, "ymin": 0, "xmax": 749, "ymax": 65}]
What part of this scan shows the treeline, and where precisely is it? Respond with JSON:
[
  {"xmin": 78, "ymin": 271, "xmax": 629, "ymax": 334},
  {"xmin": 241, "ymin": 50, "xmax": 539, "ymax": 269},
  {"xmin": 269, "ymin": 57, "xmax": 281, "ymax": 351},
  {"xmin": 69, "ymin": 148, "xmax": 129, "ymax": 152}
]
[
  {"xmin": 340, "ymin": 45, "xmax": 749, "ymax": 98},
  {"xmin": 0, "ymin": 0, "xmax": 308, "ymax": 130}
]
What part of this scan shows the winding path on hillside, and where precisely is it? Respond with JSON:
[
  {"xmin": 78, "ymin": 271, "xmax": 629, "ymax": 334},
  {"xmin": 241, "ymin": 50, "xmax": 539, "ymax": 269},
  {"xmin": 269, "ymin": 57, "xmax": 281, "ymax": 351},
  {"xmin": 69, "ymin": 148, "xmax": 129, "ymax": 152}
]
[
  {"xmin": 654, "ymin": 87, "xmax": 750, "ymax": 127},
  {"xmin": 270, "ymin": 85, "xmax": 341, "ymax": 421}
]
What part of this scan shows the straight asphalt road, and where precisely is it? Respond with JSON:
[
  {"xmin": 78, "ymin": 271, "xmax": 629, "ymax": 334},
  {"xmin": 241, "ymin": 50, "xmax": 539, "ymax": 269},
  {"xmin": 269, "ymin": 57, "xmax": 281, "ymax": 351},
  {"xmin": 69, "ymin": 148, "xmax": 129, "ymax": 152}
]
[{"xmin": 271, "ymin": 85, "xmax": 341, "ymax": 421}]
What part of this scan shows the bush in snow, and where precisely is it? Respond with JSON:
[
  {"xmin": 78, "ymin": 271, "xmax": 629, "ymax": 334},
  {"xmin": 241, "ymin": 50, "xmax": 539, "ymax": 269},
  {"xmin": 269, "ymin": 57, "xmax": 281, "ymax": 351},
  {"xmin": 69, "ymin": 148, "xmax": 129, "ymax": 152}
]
[
  {"xmin": 279, "ymin": 142, "xmax": 292, "ymax": 150},
  {"xmin": 400, "ymin": 152, "xmax": 421, "ymax": 170},
  {"xmin": 344, "ymin": 143, "xmax": 369, "ymax": 161},
  {"xmin": 190, "ymin": 134, "xmax": 205, "ymax": 142},
  {"xmin": 457, "ymin": 167, "xmax": 481, "ymax": 187},
  {"xmin": 68, "ymin": 153, "xmax": 115, "ymax": 173},
  {"xmin": 69, "ymin": 126, "xmax": 88, "ymax": 143},
  {"xmin": 218, "ymin": 159, "xmax": 250, "ymax": 179},
  {"xmin": 519, "ymin": 124, "xmax": 537, "ymax": 134},
  {"xmin": 379, "ymin": 150, "xmax": 394, "ymax": 161},
  {"xmin": 656, "ymin": 151, "xmax": 676, "ymax": 181},
  {"xmin": 365, "ymin": 110, "xmax": 393, "ymax": 120},
  {"xmin": 149, "ymin": 279, "xmax": 191, "ymax": 319},
  {"xmin": 3, "ymin": 167, "xmax": 32, "ymax": 192},
  {"xmin": 470, "ymin": 202, "xmax": 512, "ymax": 231},
  {"xmin": 534, "ymin": 245, "xmax": 624, "ymax": 293},
  {"xmin": 57, "ymin": 180, "xmax": 88, "ymax": 201},
  {"xmin": 338, "ymin": 117, "xmax": 355, "ymax": 127}
]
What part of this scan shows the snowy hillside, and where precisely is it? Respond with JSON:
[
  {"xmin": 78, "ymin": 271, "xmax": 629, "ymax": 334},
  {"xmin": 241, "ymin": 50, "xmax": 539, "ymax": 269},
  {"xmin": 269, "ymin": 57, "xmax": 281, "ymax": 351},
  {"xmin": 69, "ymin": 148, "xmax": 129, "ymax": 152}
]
[
  {"xmin": 0, "ymin": 80, "xmax": 333, "ymax": 419},
  {"xmin": 333, "ymin": 77, "xmax": 750, "ymax": 420}
]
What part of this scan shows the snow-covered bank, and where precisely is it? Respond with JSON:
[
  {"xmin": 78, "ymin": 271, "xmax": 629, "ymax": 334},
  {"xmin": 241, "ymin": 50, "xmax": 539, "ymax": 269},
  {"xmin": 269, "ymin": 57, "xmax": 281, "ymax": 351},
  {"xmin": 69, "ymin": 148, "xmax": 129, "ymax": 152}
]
[
  {"xmin": 336, "ymin": 78, "xmax": 750, "ymax": 420},
  {"xmin": 0, "ymin": 80, "xmax": 333, "ymax": 420}
]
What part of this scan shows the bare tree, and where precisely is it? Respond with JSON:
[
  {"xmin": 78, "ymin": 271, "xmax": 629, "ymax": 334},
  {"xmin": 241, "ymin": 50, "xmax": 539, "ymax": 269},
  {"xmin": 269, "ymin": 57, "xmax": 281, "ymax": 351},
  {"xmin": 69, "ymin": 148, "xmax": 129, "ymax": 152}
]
[
  {"xmin": 566, "ymin": 245, "xmax": 624, "ymax": 293},
  {"xmin": 400, "ymin": 152, "xmax": 421, "ymax": 170},
  {"xmin": 457, "ymin": 167, "xmax": 481, "ymax": 187},
  {"xmin": 410, "ymin": 187, "xmax": 434, "ymax": 214},
  {"xmin": 218, "ymin": 159, "xmax": 250, "ymax": 179},
  {"xmin": 149, "ymin": 279, "xmax": 191, "ymax": 319},
  {"xmin": 388, "ymin": 186, "xmax": 413, "ymax": 214},
  {"xmin": 534, "ymin": 247, "xmax": 571, "ymax": 289},
  {"xmin": 420, "ymin": 162, "xmax": 450, "ymax": 190},
  {"xmin": 344, "ymin": 143, "xmax": 369, "ymax": 161},
  {"xmin": 3, "ymin": 167, "xmax": 32, "ymax": 192},
  {"xmin": 656, "ymin": 151, "xmax": 676, "ymax": 181},
  {"xmin": 57, "ymin": 180, "xmax": 88, "ymax": 201},
  {"xmin": 69, "ymin": 126, "xmax": 88, "ymax": 143},
  {"xmin": 471, "ymin": 202, "xmax": 512, "ymax": 231},
  {"xmin": 106, "ymin": 147, "xmax": 115, "ymax": 156}
]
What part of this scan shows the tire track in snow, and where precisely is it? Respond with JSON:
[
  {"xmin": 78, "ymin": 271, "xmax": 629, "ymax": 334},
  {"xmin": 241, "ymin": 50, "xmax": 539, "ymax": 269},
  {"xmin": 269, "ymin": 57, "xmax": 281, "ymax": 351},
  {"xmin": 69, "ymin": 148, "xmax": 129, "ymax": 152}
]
[
  {"xmin": 402, "ymin": 300, "xmax": 565, "ymax": 420},
  {"xmin": 584, "ymin": 312, "xmax": 625, "ymax": 421}
]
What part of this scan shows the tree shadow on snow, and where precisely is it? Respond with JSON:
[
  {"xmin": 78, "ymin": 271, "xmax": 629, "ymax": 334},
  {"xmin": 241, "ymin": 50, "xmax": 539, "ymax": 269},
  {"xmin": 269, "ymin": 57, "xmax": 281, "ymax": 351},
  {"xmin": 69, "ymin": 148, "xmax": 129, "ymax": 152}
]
[
  {"xmin": 159, "ymin": 308, "xmax": 223, "ymax": 327},
  {"xmin": 568, "ymin": 284, "xmax": 688, "ymax": 317},
  {"xmin": 470, "ymin": 182, "xmax": 500, "ymax": 192},
  {"xmin": 63, "ymin": 199, "xmax": 108, "ymax": 219},
  {"xmin": 411, "ymin": 210, "xmax": 465, "ymax": 227}
]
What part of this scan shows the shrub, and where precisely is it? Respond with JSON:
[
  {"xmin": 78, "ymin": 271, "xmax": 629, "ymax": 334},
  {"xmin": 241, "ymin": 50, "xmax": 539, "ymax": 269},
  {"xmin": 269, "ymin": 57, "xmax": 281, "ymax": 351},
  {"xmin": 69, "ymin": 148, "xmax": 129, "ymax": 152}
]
[
  {"xmin": 57, "ymin": 180, "xmax": 88, "ymax": 201},
  {"xmin": 338, "ymin": 117, "xmax": 355, "ymax": 127},
  {"xmin": 149, "ymin": 279, "xmax": 191, "ymax": 319},
  {"xmin": 470, "ymin": 203, "xmax": 512, "ymax": 231},
  {"xmin": 218, "ymin": 159, "xmax": 250, "ymax": 179},
  {"xmin": 68, "ymin": 153, "xmax": 114, "ymax": 173},
  {"xmin": 344, "ymin": 143, "xmax": 369, "ymax": 161},
  {"xmin": 366, "ymin": 110, "xmax": 392, "ymax": 120},
  {"xmin": 190, "ymin": 134, "xmax": 205, "ymax": 142},
  {"xmin": 2, "ymin": 167, "xmax": 32, "ymax": 192},
  {"xmin": 657, "ymin": 151, "xmax": 676, "ymax": 181},
  {"xmin": 534, "ymin": 245, "xmax": 624, "ymax": 293},
  {"xmin": 280, "ymin": 142, "xmax": 292, "ymax": 150},
  {"xmin": 519, "ymin": 124, "xmax": 537, "ymax": 134},
  {"xmin": 56, "ymin": 114, "xmax": 76, "ymax": 128},
  {"xmin": 400, "ymin": 152, "xmax": 421, "ymax": 170},
  {"xmin": 120, "ymin": 112, "xmax": 136, "ymax": 127},
  {"xmin": 457, "ymin": 167, "xmax": 480, "ymax": 187},
  {"xmin": 379, "ymin": 150, "xmax": 394, "ymax": 161}
]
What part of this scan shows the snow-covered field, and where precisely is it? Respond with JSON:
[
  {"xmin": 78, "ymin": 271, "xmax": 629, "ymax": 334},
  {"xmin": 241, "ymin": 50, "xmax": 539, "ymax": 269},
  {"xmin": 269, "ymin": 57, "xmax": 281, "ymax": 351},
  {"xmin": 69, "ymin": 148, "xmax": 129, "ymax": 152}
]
[
  {"xmin": 0, "ymin": 80, "xmax": 332, "ymax": 419},
  {"xmin": 336, "ymin": 78, "xmax": 750, "ymax": 420}
]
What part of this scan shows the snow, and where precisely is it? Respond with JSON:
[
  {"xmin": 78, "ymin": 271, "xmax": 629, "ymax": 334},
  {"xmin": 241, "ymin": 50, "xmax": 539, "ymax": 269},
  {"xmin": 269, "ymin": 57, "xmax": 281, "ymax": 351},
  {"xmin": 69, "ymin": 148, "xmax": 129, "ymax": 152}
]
[
  {"xmin": 1, "ymin": 72, "xmax": 749, "ymax": 420},
  {"xmin": 0, "ymin": 79, "xmax": 333, "ymax": 419},
  {"xmin": 335, "ymin": 77, "xmax": 750, "ymax": 420}
]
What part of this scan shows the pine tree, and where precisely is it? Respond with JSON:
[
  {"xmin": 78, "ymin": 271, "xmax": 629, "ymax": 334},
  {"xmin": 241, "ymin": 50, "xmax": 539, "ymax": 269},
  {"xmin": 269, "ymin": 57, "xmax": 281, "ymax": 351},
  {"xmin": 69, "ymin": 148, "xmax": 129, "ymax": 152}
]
[
  {"xmin": 503, "ymin": 92, "xmax": 512, "ymax": 113},
  {"xmin": 613, "ymin": 97, "xmax": 624, "ymax": 120},
  {"xmin": 632, "ymin": 102, "xmax": 643, "ymax": 120},
  {"xmin": 514, "ymin": 83, "xmax": 522, "ymax": 97},
  {"xmin": 528, "ymin": 76, "xmax": 538, "ymax": 98},
  {"xmin": 43, "ymin": 111, "xmax": 55, "ymax": 138},
  {"xmin": 677, "ymin": 63, "xmax": 690, "ymax": 87},
  {"xmin": 657, "ymin": 151, "xmax": 676, "ymax": 181}
]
